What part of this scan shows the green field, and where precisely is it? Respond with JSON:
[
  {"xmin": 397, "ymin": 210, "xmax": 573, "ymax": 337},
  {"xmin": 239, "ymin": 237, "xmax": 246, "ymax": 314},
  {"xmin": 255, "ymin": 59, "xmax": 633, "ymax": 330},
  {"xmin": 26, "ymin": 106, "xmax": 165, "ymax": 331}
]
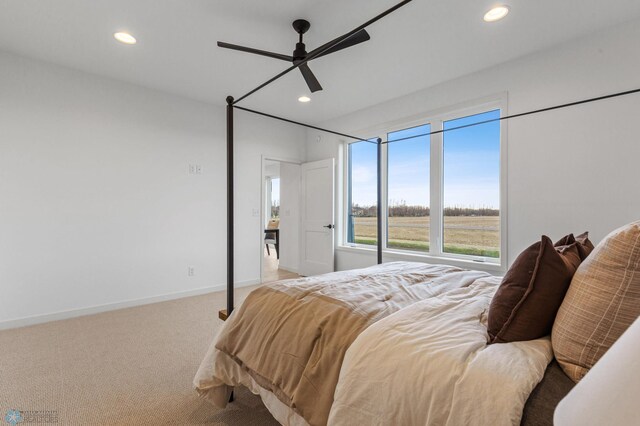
[{"xmin": 352, "ymin": 216, "xmax": 500, "ymax": 258}]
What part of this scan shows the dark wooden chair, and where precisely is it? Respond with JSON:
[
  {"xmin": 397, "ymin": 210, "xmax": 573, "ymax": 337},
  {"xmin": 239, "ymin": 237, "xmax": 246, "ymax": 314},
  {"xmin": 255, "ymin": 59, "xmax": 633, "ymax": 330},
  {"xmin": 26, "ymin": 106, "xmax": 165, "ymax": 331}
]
[{"xmin": 265, "ymin": 219, "xmax": 280, "ymax": 259}]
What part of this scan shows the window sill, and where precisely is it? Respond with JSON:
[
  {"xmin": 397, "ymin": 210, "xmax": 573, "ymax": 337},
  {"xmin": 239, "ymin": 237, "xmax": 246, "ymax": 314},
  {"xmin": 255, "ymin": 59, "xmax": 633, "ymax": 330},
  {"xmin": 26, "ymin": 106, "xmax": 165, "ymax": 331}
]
[{"xmin": 336, "ymin": 245, "xmax": 506, "ymax": 275}]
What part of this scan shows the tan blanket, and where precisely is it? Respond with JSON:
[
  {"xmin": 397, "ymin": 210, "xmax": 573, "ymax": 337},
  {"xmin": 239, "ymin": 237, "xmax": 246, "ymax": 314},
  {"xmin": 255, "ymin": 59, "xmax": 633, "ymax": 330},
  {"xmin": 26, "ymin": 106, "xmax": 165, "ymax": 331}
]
[{"xmin": 214, "ymin": 262, "xmax": 490, "ymax": 426}]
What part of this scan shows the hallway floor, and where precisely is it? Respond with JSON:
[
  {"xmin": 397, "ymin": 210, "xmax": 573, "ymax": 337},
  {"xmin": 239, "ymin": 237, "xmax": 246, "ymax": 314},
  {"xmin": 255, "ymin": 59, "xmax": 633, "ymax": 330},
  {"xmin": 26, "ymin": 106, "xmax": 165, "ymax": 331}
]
[{"xmin": 262, "ymin": 247, "xmax": 299, "ymax": 283}]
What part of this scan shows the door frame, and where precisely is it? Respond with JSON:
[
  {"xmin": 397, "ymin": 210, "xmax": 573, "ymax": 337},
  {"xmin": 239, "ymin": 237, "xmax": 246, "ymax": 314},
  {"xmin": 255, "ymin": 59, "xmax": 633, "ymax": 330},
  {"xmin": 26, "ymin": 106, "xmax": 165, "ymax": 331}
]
[{"xmin": 260, "ymin": 155, "xmax": 302, "ymax": 284}]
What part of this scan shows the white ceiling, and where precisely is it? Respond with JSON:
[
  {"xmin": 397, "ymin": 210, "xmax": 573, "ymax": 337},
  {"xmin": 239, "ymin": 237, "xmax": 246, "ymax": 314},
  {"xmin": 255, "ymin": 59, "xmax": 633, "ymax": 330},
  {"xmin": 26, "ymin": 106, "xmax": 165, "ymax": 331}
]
[{"xmin": 2, "ymin": 0, "xmax": 640, "ymax": 123}]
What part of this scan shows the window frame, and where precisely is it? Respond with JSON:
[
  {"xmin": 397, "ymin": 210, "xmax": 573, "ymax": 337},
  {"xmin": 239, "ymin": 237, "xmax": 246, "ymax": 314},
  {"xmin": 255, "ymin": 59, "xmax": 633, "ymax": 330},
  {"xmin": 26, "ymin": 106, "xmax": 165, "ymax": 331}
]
[
  {"xmin": 341, "ymin": 95, "xmax": 508, "ymax": 272},
  {"xmin": 344, "ymin": 138, "xmax": 380, "ymax": 247},
  {"xmin": 385, "ymin": 121, "xmax": 432, "ymax": 253}
]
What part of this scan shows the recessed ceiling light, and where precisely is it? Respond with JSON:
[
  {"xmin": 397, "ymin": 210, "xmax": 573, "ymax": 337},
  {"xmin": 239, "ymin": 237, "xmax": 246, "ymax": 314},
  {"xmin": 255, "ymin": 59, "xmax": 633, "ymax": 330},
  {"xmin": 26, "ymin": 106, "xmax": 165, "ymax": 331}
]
[
  {"xmin": 484, "ymin": 5, "xmax": 510, "ymax": 22},
  {"xmin": 298, "ymin": 96, "xmax": 311, "ymax": 103},
  {"xmin": 114, "ymin": 32, "xmax": 137, "ymax": 45}
]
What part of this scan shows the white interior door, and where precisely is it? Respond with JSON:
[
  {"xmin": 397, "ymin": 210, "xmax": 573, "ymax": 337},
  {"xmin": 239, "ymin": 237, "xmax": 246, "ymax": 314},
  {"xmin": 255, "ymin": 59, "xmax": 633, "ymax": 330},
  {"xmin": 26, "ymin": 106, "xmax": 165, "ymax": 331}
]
[{"xmin": 300, "ymin": 158, "xmax": 335, "ymax": 276}]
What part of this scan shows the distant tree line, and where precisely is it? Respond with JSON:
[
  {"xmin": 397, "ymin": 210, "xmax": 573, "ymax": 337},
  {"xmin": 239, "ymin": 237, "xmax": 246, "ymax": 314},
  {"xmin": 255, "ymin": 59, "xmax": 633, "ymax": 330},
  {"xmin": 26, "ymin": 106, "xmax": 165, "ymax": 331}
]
[
  {"xmin": 443, "ymin": 206, "xmax": 499, "ymax": 217},
  {"xmin": 351, "ymin": 202, "xmax": 498, "ymax": 217}
]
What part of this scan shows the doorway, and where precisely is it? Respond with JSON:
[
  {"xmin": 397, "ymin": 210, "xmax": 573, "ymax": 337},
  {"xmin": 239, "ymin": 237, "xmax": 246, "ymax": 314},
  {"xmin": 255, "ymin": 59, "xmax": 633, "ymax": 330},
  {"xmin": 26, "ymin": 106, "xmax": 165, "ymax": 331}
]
[{"xmin": 261, "ymin": 158, "xmax": 301, "ymax": 283}]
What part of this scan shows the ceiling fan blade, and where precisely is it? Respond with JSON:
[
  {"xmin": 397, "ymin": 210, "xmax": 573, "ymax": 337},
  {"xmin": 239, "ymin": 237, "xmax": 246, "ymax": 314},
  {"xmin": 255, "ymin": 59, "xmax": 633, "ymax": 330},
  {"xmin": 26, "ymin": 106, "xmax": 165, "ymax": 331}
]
[
  {"xmin": 299, "ymin": 63, "xmax": 323, "ymax": 93},
  {"xmin": 309, "ymin": 29, "xmax": 371, "ymax": 59},
  {"xmin": 217, "ymin": 41, "xmax": 293, "ymax": 62}
]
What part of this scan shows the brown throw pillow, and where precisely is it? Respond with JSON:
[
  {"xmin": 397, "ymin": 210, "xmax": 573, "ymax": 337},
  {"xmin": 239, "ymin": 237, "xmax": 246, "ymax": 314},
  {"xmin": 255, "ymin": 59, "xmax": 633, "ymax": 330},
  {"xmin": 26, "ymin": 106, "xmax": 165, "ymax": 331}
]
[
  {"xmin": 574, "ymin": 231, "xmax": 595, "ymax": 260},
  {"xmin": 554, "ymin": 234, "xmax": 575, "ymax": 247},
  {"xmin": 552, "ymin": 221, "xmax": 640, "ymax": 382},
  {"xmin": 555, "ymin": 232, "xmax": 595, "ymax": 260},
  {"xmin": 487, "ymin": 236, "xmax": 581, "ymax": 343}
]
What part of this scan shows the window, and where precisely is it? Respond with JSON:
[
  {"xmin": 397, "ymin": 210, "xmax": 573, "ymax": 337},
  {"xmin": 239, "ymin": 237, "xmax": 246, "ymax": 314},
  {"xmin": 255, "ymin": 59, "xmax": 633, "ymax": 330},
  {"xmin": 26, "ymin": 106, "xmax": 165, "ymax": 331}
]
[
  {"xmin": 270, "ymin": 178, "xmax": 280, "ymax": 219},
  {"xmin": 387, "ymin": 124, "xmax": 431, "ymax": 252},
  {"xmin": 344, "ymin": 101, "xmax": 504, "ymax": 266},
  {"xmin": 443, "ymin": 110, "xmax": 500, "ymax": 258},
  {"xmin": 346, "ymin": 140, "xmax": 378, "ymax": 246}
]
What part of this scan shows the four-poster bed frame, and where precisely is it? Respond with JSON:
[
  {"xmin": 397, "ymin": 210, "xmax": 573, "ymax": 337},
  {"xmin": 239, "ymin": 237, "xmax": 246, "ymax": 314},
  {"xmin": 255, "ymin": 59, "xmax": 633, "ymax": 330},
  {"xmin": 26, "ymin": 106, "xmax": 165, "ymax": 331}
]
[
  {"xmin": 218, "ymin": 0, "xmax": 413, "ymax": 319},
  {"xmin": 218, "ymin": 0, "xmax": 640, "ymax": 320}
]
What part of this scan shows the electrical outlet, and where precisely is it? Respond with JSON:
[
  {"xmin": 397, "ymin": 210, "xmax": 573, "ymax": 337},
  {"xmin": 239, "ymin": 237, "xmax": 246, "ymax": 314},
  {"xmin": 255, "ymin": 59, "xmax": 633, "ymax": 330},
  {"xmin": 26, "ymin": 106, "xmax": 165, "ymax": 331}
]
[
  {"xmin": 195, "ymin": 165, "xmax": 202, "ymax": 174},
  {"xmin": 188, "ymin": 164, "xmax": 196, "ymax": 175},
  {"xmin": 188, "ymin": 266, "xmax": 195, "ymax": 277}
]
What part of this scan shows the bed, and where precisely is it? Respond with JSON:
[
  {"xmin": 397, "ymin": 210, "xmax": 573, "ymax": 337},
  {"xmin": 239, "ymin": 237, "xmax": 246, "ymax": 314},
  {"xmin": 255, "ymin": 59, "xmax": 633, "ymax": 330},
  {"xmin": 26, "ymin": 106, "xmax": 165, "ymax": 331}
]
[{"xmin": 194, "ymin": 261, "xmax": 561, "ymax": 426}]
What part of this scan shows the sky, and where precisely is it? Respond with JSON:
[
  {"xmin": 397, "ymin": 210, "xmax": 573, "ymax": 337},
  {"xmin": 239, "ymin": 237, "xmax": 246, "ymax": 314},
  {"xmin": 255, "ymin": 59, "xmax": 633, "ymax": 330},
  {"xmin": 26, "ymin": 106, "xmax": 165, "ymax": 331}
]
[{"xmin": 350, "ymin": 109, "xmax": 500, "ymax": 209}]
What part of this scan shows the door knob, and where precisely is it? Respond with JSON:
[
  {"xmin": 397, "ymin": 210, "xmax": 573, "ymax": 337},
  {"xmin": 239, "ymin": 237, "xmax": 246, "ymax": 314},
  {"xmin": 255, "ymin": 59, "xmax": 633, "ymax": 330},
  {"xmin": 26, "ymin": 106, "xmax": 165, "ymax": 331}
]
[{"xmin": 323, "ymin": 224, "xmax": 334, "ymax": 229}]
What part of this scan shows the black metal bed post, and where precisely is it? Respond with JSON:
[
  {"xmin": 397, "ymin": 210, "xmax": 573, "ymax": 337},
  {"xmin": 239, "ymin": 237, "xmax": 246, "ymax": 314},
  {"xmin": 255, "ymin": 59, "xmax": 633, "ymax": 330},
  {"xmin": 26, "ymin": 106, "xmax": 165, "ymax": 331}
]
[
  {"xmin": 376, "ymin": 138, "xmax": 383, "ymax": 264},
  {"xmin": 226, "ymin": 96, "xmax": 235, "ymax": 317}
]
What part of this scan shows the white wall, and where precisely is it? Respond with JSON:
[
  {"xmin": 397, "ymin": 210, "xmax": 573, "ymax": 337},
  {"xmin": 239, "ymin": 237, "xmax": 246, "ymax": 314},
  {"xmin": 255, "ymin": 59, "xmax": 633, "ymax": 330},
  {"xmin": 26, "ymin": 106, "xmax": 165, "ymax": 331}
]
[
  {"xmin": 278, "ymin": 163, "xmax": 301, "ymax": 273},
  {"xmin": 0, "ymin": 51, "xmax": 306, "ymax": 328},
  {"xmin": 306, "ymin": 18, "xmax": 640, "ymax": 273},
  {"xmin": 264, "ymin": 162, "xmax": 280, "ymax": 178}
]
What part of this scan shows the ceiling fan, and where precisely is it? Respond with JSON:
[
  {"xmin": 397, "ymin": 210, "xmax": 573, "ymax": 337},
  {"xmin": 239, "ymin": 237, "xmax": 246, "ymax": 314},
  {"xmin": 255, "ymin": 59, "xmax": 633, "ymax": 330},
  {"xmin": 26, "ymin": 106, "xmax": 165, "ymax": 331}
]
[{"xmin": 217, "ymin": 19, "xmax": 371, "ymax": 93}]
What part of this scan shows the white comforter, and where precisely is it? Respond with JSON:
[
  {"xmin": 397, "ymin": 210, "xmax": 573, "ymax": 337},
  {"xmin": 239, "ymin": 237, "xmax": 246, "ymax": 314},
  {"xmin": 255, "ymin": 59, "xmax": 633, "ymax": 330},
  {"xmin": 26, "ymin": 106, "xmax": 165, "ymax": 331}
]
[
  {"xmin": 195, "ymin": 263, "xmax": 553, "ymax": 426},
  {"xmin": 329, "ymin": 275, "xmax": 553, "ymax": 426}
]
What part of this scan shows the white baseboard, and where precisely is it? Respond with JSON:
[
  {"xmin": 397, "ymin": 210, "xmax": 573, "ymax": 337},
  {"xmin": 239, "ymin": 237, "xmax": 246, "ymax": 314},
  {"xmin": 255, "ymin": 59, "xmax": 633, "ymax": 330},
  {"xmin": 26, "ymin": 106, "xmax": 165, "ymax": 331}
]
[
  {"xmin": 278, "ymin": 264, "xmax": 299, "ymax": 274},
  {"xmin": 0, "ymin": 279, "xmax": 260, "ymax": 331}
]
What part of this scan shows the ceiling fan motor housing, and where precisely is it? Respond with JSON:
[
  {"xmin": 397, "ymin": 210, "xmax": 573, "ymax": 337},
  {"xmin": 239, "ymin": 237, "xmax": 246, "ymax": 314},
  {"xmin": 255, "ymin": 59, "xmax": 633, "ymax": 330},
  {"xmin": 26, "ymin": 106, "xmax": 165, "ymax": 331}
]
[{"xmin": 293, "ymin": 42, "xmax": 307, "ymax": 61}]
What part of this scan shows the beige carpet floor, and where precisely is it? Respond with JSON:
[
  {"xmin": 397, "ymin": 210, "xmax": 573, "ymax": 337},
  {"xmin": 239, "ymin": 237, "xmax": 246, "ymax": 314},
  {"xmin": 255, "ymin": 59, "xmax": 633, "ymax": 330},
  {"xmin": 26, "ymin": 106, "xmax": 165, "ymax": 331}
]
[{"xmin": 0, "ymin": 286, "xmax": 280, "ymax": 425}]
